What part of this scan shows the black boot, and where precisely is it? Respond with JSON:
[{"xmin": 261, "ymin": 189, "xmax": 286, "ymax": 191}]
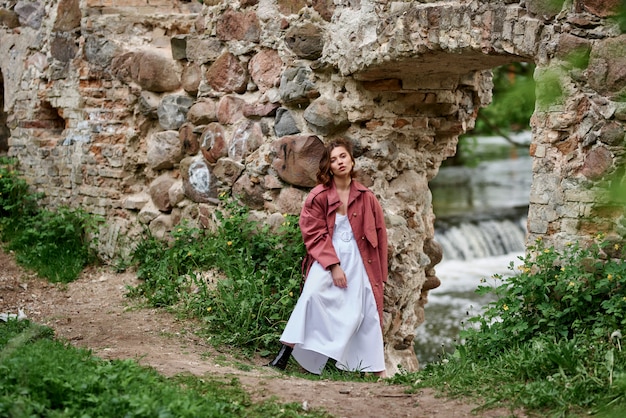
[{"xmin": 266, "ymin": 344, "xmax": 293, "ymax": 370}]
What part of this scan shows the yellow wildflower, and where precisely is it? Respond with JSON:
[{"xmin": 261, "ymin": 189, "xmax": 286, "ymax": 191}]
[
  {"xmin": 544, "ymin": 249, "xmax": 550, "ymax": 253},
  {"xmin": 289, "ymin": 292, "xmax": 294, "ymax": 297},
  {"xmin": 608, "ymin": 274, "xmax": 613, "ymax": 281},
  {"xmin": 568, "ymin": 281, "xmax": 575, "ymax": 287},
  {"xmin": 503, "ymin": 304, "xmax": 509, "ymax": 311},
  {"xmin": 561, "ymin": 267, "xmax": 565, "ymax": 271},
  {"xmin": 615, "ymin": 244, "xmax": 620, "ymax": 251},
  {"xmin": 227, "ymin": 241, "xmax": 232, "ymax": 246},
  {"xmin": 207, "ymin": 307, "xmax": 212, "ymax": 312}
]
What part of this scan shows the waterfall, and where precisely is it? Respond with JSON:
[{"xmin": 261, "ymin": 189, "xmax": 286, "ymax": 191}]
[{"xmin": 435, "ymin": 217, "xmax": 527, "ymax": 261}]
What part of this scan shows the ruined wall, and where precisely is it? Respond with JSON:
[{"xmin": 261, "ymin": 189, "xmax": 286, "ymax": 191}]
[{"xmin": 0, "ymin": 0, "xmax": 624, "ymax": 375}]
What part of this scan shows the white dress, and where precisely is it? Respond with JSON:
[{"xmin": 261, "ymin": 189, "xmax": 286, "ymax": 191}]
[{"xmin": 280, "ymin": 213, "xmax": 385, "ymax": 374}]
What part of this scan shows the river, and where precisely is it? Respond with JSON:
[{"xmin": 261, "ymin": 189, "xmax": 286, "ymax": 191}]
[{"xmin": 415, "ymin": 134, "xmax": 531, "ymax": 366}]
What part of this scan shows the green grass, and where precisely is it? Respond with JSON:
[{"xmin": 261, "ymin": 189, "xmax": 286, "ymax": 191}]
[
  {"xmin": 0, "ymin": 157, "xmax": 101, "ymax": 283},
  {"xmin": 0, "ymin": 319, "xmax": 331, "ymax": 418},
  {"xmin": 127, "ymin": 196, "xmax": 306, "ymax": 355},
  {"xmin": 387, "ymin": 236, "xmax": 626, "ymax": 417}
]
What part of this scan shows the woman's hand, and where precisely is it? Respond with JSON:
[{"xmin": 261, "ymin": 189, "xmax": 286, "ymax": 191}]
[{"xmin": 330, "ymin": 264, "xmax": 347, "ymax": 288}]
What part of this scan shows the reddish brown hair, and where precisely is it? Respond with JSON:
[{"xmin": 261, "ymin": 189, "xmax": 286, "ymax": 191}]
[{"xmin": 316, "ymin": 138, "xmax": 357, "ymax": 187}]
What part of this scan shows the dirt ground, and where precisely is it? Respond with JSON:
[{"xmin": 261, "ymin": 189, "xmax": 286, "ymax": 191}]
[{"xmin": 0, "ymin": 249, "xmax": 527, "ymax": 418}]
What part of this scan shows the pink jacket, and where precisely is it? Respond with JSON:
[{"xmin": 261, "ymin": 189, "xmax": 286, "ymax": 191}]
[{"xmin": 299, "ymin": 180, "xmax": 388, "ymax": 329}]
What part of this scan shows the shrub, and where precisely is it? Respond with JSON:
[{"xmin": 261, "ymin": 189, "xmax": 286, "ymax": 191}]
[
  {"xmin": 0, "ymin": 157, "xmax": 101, "ymax": 283},
  {"xmin": 388, "ymin": 236, "xmax": 626, "ymax": 416},
  {"xmin": 5, "ymin": 207, "xmax": 101, "ymax": 283},
  {"xmin": 130, "ymin": 197, "xmax": 305, "ymax": 353},
  {"xmin": 0, "ymin": 157, "xmax": 39, "ymax": 221},
  {"xmin": 466, "ymin": 236, "xmax": 626, "ymax": 354}
]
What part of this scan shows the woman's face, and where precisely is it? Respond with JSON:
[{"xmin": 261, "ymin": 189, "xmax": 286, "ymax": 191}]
[{"xmin": 329, "ymin": 146, "xmax": 353, "ymax": 178}]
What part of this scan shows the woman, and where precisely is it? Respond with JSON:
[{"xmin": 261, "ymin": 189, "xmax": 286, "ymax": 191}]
[{"xmin": 267, "ymin": 138, "xmax": 388, "ymax": 377}]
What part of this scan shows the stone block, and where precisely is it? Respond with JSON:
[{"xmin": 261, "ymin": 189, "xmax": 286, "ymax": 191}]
[
  {"xmin": 206, "ymin": 52, "xmax": 248, "ymax": 94},
  {"xmin": 248, "ymin": 49, "xmax": 282, "ymax": 93},
  {"xmin": 138, "ymin": 199, "xmax": 160, "ymax": 224},
  {"xmin": 229, "ymin": 120, "xmax": 264, "ymax": 162},
  {"xmin": 147, "ymin": 131, "xmax": 183, "ymax": 170},
  {"xmin": 122, "ymin": 192, "xmax": 150, "ymax": 210},
  {"xmin": 216, "ymin": 9, "xmax": 260, "ymax": 42},
  {"xmin": 272, "ymin": 135, "xmax": 324, "ymax": 188},
  {"xmin": 200, "ymin": 123, "xmax": 228, "ymax": 164}
]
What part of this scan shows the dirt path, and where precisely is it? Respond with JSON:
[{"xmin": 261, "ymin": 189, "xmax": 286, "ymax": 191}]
[{"xmin": 0, "ymin": 250, "xmax": 525, "ymax": 418}]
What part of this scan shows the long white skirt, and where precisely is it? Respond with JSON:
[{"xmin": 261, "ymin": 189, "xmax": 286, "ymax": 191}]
[{"xmin": 280, "ymin": 213, "xmax": 385, "ymax": 374}]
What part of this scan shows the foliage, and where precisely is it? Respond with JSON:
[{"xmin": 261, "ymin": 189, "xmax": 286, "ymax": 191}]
[
  {"xmin": 468, "ymin": 236, "xmax": 626, "ymax": 352},
  {"xmin": 129, "ymin": 196, "xmax": 305, "ymax": 353},
  {"xmin": 4, "ymin": 207, "xmax": 101, "ymax": 283},
  {"xmin": 0, "ymin": 157, "xmax": 101, "ymax": 283},
  {"xmin": 387, "ymin": 237, "xmax": 626, "ymax": 416},
  {"xmin": 453, "ymin": 63, "xmax": 535, "ymax": 166},
  {"xmin": 0, "ymin": 157, "xmax": 39, "ymax": 220},
  {"xmin": 473, "ymin": 63, "xmax": 536, "ymax": 135},
  {"xmin": 0, "ymin": 320, "xmax": 329, "ymax": 418}
]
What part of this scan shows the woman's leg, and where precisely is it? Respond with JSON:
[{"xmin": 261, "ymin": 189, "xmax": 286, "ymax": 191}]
[{"xmin": 266, "ymin": 342, "xmax": 294, "ymax": 370}]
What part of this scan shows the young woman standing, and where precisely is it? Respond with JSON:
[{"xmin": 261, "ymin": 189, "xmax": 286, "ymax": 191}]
[{"xmin": 267, "ymin": 138, "xmax": 388, "ymax": 377}]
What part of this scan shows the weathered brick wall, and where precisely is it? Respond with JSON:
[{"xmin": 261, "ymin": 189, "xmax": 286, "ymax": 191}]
[{"xmin": 1, "ymin": 0, "xmax": 624, "ymax": 374}]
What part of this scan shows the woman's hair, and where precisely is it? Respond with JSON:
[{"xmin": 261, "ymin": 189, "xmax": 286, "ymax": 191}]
[{"xmin": 316, "ymin": 138, "xmax": 357, "ymax": 186}]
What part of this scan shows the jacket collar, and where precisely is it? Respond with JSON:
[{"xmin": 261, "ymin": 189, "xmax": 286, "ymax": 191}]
[{"xmin": 325, "ymin": 180, "xmax": 367, "ymax": 215}]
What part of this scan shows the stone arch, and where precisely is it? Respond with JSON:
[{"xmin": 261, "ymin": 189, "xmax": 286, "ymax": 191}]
[
  {"xmin": 320, "ymin": 0, "xmax": 626, "ymax": 373},
  {"xmin": 319, "ymin": 1, "xmax": 541, "ymax": 373},
  {"xmin": 346, "ymin": 56, "xmax": 535, "ymax": 373}
]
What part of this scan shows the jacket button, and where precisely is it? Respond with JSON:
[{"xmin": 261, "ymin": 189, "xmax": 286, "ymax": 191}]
[
  {"xmin": 352, "ymin": 213, "xmax": 357, "ymax": 217},
  {"xmin": 367, "ymin": 259, "xmax": 372, "ymax": 264},
  {"xmin": 362, "ymin": 236, "xmax": 365, "ymax": 240}
]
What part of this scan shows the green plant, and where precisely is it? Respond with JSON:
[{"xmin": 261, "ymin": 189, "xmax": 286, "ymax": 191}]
[
  {"xmin": 388, "ymin": 236, "xmax": 626, "ymax": 416},
  {"xmin": 4, "ymin": 207, "xmax": 101, "ymax": 283},
  {"xmin": 535, "ymin": 66, "xmax": 564, "ymax": 111},
  {"xmin": 0, "ymin": 320, "xmax": 329, "ymax": 417},
  {"xmin": 0, "ymin": 157, "xmax": 102, "ymax": 283},
  {"xmin": 475, "ymin": 63, "xmax": 536, "ymax": 135},
  {"xmin": 451, "ymin": 63, "xmax": 535, "ymax": 166},
  {"xmin": 197, "ymin": 199, "xmax": 304, "ymax": 352},
  {"xmin": 467, "ymin": 236, "xmax": 626, "ymax": 353},
  {"xmin": 130, "ymin": 196, "xmax": 306, "ymax": 353},
  {"xmin": 0, "ymin": 157, "xmax": 39, "ymax": 221}
]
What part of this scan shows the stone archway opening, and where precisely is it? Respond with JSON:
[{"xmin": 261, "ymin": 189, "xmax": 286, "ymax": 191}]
[
  {"xmin": 0, "ymin": 69, "xmax": 9, "ymax": 155},
  {"xmin": 416, "ymin": 61, "xmax": 536, "ymax": 365},
  {"xmin": 348, "ymin": 50, "xmax": 535, "ymax": 370}
]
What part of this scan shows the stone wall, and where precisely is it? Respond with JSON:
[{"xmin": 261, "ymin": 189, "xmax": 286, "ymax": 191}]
[{"xmin": 0, "ymin": 0, "xmax": 624, "ymax": 375}]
